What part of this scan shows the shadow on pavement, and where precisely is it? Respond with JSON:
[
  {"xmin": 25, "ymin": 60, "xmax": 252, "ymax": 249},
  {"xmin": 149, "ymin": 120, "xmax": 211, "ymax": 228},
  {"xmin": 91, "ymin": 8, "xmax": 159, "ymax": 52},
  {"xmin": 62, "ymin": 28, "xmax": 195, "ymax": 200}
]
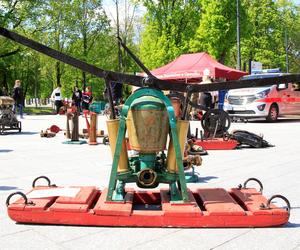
[
  {"xmin": 0, "ymin": 186, "xmax": 19, "ymax": 191},
  {"xmin": 197, "ymin": 175, "xmax": 218, "ymax": 183},
  {"xmin": 285, "ymin": 222, "xmax": 300, "ymax": 228},
  {"xmin": 8, "ymin": 132, "xmax": 38, "ymax": 136},
  {"xmin": 0, "ymin": 149, "xmax": 13, "ymax": 153}
]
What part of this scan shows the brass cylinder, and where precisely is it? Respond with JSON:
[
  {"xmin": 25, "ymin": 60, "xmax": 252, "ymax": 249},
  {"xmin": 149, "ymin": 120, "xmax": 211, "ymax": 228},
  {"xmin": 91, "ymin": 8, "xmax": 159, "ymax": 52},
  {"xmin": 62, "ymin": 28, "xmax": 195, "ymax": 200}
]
[
  {"xmin": 170, "ymin": 98, "xmax": 182, "ymax": 119},
  {"xmin": 89, "ymin": 112, "xmax": 97, "ymax": 144},
  {"xmin": 126, "ymin": 97, "xmax": 169, "ymax": 153},
  {"xmin": 106, "ymin": 119, "xmax": 129, "ymax": 173},
  {"xmin": 166, "ymin": 120, "xmax": 189, "ymax": 173}
]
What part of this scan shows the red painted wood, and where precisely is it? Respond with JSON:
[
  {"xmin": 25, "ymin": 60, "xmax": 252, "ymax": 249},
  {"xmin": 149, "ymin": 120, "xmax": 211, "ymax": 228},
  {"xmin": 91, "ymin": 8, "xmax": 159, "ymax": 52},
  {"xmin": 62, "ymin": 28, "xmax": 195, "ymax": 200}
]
[
  {"xmin": 50, "ymin": 187, "xmax": 98, "ymax": 213},
  {"xmin": 7, "ymin": 186, "xmax": 289, "ymax": 228},
  {"xmin": 197, "ymin": 188, "xmax": 245, "ymax": 215},
  {"xmin": 161, "ymin": 190, "xmax": 202, "ymax": 217},
  {"xmin": 8, "ymin": 187, "xmax": 58, "ymax": 211},
  {"xmin": 55, "ymin": 186, "xmax": 97, "ymax": 204},
  {"xmin": 194, "ymin": 139, "xmax": 238, "ymax": 150},
  {"xmin": 94, "ymin": 188, "xmax": 133, "ymax": 216},
  {"xmin": 230, "ymin": 188, "xmax": 288, "ymax": 216}
]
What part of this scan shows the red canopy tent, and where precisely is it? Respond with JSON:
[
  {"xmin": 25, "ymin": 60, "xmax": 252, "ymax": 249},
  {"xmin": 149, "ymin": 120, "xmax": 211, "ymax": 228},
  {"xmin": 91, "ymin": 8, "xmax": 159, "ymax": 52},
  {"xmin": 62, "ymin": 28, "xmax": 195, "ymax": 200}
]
[{"xmin": 148, "ymin": 52, "xmax": 247, "ymax": 82}]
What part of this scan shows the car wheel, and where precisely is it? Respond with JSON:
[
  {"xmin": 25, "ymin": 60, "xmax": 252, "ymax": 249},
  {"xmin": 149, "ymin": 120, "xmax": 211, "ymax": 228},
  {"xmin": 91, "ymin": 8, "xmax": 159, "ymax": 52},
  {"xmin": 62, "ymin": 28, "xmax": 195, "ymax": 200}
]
[{"xmin": 266, "ymin": 104, "xmax": 278, "ymax": 122}]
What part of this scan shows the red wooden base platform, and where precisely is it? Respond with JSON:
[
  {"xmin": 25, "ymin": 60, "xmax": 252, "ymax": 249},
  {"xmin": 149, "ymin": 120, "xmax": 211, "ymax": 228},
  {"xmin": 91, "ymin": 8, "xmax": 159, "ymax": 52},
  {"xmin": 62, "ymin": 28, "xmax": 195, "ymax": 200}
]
[
  {"xmin": 194, "ymin": 138, "xmax": 238, "ymax": 150},
  {"xmin": 7, "ymin": 186, "xmax": 289, "ymax": 228}
]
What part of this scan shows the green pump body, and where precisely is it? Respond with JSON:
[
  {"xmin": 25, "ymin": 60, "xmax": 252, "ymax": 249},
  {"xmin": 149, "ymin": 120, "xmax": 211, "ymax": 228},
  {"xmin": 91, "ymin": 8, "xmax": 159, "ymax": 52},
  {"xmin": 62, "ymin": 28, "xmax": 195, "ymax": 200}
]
[{"xmin": 106, "ymin": 88, "xmax": 189, "ymax": 203}]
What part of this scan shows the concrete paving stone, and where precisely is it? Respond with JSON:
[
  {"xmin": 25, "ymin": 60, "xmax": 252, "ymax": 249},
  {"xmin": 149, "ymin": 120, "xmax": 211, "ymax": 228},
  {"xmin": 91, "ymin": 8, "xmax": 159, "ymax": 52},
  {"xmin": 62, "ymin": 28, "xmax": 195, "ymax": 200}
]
[
  {"xmin": 30, "ymin": 224, "xmax": 108, "ymax": 244},
  {"xmin": 0, "ymin": 229, "xmax": 66, "ymax": 250},
  {"xmin": 212, "ymin": 227, "xmax": 300, "ymax": 250},
  {"xmin": 61, "ymin": 227, "xmax": 181, "ymax": 250},
  {"xmin": 129, "ymin": 228, "xmax": 251, "ymax": 250},
  {"xmin": 0, "ymin": 218, "xmax": 34, "ymax": 237}
]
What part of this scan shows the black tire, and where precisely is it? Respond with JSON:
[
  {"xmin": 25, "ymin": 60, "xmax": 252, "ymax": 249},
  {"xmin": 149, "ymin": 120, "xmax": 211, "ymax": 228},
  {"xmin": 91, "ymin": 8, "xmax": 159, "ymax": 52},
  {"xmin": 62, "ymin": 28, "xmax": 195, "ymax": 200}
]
[
  {"xmin": 18, "ymin": 121, "xmax": 22, "ymax": 132},
  {"xmin": 266, "ymin": 104, "xmax": 278, "ymax": 122},
  {"xmin": 102, "ymin": 136, "xmax": 109, "ymax": 145}
]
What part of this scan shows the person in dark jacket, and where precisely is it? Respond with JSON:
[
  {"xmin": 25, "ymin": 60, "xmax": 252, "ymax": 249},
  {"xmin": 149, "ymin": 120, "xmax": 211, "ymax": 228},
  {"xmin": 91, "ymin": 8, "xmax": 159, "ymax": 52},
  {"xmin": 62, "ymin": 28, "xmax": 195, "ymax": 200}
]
[
  {"xmin": 12, "ymin": 79, "xmax": 24, "ymax": 118},
  {"xmin": 72, "ymin": 86, "xmax": 82, "ymax": 112}
]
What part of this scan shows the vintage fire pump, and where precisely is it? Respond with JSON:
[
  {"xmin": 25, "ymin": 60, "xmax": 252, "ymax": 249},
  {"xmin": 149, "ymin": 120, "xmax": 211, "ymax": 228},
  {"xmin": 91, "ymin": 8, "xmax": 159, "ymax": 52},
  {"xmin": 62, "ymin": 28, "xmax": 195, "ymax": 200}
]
[{"xmin": 1, "ymin": 27, "xmax": 294, "ymax": 227}]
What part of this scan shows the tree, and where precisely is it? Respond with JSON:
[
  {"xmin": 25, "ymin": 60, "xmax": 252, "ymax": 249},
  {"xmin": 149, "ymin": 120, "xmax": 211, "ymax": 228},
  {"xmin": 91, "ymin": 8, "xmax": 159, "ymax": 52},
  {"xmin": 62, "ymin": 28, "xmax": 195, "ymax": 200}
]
[
  {"xmin": 140, "ymin": 0, "xmax": 201, "ymax": 69},
  {"xmin": 70, "ymin": 0, "xmax": 110, "ymax": 90},
  {"xmin": 189, "ymin": 0, "xmax": 244, "ymax": 64},
  {"xmin": 239, "ymin": 0, "xmax": 297, "ymax": 71}
]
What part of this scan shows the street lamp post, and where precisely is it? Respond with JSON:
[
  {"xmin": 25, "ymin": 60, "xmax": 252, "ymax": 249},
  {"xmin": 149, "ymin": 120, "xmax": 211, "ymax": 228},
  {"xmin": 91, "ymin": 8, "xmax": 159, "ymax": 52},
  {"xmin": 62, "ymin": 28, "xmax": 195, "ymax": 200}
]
[{"xmin": 236, "ymin": 0, "xmax": 241, "ymax": 70}]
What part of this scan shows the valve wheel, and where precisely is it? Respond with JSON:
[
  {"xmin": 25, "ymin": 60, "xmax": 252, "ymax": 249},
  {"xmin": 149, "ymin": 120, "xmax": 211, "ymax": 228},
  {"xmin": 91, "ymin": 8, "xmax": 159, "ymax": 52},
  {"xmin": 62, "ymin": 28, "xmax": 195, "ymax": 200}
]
[{"xmin": 201, "ymin": 109, "xmax": 231, "ymax": 137}]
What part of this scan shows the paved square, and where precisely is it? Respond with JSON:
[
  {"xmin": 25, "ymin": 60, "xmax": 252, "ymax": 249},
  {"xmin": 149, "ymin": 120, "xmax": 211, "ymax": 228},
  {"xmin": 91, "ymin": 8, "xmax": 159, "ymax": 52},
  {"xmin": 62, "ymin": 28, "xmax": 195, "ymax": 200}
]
[{"xmin": 1, "ymin": 114, "xmax": 299, "ymax": 250}]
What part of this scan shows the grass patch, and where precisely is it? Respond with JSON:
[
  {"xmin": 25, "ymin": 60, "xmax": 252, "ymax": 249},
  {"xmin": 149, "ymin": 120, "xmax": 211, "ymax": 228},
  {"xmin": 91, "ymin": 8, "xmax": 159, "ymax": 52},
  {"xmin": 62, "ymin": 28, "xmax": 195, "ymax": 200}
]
[{"xmin": 24, "ymin": 106, "xmax": 55, "ymax": 115}]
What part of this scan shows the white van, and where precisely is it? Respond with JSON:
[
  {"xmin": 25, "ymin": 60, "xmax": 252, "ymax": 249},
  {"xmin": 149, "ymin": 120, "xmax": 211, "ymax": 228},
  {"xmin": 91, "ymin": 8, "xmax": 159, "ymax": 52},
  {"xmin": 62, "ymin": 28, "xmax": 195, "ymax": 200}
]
[{"xmin": 223, "ymin": 73, "xmax": 300, "ymax": 121}]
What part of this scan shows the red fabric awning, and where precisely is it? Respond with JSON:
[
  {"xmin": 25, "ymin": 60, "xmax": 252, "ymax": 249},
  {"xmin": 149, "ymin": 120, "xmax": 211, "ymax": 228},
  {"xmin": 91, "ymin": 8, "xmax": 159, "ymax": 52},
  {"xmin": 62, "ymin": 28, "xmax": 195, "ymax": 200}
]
[{"xmin": 148, "ymin": 52, "xmax": 247, "ymax": 82}]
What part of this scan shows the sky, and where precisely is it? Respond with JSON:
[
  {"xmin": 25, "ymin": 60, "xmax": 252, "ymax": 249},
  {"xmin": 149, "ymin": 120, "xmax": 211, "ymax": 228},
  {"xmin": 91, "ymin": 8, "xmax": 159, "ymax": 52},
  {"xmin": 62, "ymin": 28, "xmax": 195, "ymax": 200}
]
[
  {"xmin": 102, "ymin": 0, "xmax": 300, "ymax": 20},
  {"xmin": 294, "ymin": 0, "xmax": 300, "ymax": 5}
]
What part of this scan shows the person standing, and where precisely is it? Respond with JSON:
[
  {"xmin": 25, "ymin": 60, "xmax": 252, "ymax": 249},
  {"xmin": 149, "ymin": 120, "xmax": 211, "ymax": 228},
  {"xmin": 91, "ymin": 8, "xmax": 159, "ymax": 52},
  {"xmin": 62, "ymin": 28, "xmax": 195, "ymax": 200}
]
[
  {"xmin": 51, "ymin": 84, "xmax": 63, "ymax": 114},
  {"xmin": 72, "ymin": 86, "xmax": 82, "ymax": 112},
  {"xmin": 199, "ymin": 74, "xmax": 217, "ymax": 109},
  {"xmin": 82, "ymin": 86, "xmax": 93, "ymax": 110},
  {"xmin": 12, "ymin": 80, "xmax": 24, "ymax": 118}
]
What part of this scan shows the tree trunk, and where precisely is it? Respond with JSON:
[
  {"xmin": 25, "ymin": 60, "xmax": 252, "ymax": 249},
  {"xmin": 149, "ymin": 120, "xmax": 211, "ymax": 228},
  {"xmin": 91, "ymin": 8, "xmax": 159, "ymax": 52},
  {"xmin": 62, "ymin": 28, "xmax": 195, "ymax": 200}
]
[{"xmin": 56, "ymin": 61, "xmax": 61, "ymax": 87}]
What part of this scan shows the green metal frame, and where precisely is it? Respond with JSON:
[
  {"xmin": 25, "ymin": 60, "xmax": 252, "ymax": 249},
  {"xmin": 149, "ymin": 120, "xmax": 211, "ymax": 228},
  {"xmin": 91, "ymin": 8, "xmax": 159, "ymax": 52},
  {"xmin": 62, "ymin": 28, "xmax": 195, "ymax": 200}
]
[{"xmin": 106, "ymin": 88, "xmax": 190, "ymax": 203}]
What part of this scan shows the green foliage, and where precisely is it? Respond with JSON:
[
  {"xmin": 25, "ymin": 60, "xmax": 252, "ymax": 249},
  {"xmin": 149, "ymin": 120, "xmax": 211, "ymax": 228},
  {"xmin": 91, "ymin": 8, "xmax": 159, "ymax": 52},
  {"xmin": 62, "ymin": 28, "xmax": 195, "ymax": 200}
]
[
  {"xmin": 0, "ymin": 0, "xmax": 124, "ymax": 101},
  {"xmin": 1, "ymin": 0, "xmax": 300, "ymax": 102},
  {"xmin": 189, "ymin": 0, "xmax": 242, "ymax": 64},
  {"xmin": 238, "ymin": 0, "xmax": 289, "ymax": 70},
  {"xmin": 140, "ymin": 0, "xmax": 300, "ymax": 73},
  {"xmin": 140, "ymin": 0, "xmax": 201, "ymax": 69}
]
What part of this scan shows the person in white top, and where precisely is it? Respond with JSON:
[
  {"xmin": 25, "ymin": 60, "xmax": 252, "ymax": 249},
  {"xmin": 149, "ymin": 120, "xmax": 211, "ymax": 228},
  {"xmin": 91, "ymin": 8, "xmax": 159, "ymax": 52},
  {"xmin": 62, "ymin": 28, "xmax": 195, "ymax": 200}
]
[
  {"xmin": 51, "ymin": 84, "xmax": 63, "ymax": 114},
  {"xmin": 199, "ymin": 69, "xmax": 218, "ymax": 109}
]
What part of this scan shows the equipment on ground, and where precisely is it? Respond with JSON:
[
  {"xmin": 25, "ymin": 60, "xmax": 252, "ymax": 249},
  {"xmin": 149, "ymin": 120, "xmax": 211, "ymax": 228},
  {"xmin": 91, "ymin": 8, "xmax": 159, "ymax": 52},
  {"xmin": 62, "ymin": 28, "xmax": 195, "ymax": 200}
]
[
  {"xmin": 63, "ymin": 107, "xmax": 86, "ymax": 145},
  {"xmin": 192, "ymin": 109, "xmax": 238, "ymax": 150},
  {"xmin": 40, "ymin": 130, "xmax": 56, "ymax": 138},
  {"xmin": 2, "ymin": 27, "xmax": 293, "ymax": 228},
  {"xmin": 0, "ymin": 96, "xmax": 21, "ymax": 134},
  {"xmin": 82, "ymin": 110, "xmax": 98, "ymax": 145},
  {"xmin": 6, "ymin": 176, "xmax": 290, "ymax": 227},
  {"xmin": 231, "ymin": 130, "xmax": 274, "ymax": 148},
  {"xmin": 82, "ymin": 110, "xmax": 108, "ymax": 145}
]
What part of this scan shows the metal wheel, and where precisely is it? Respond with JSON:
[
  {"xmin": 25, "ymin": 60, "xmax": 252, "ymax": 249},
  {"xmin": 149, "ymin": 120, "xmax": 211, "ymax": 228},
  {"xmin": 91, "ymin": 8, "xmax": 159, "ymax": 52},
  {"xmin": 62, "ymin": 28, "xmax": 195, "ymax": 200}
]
[
  {"xmin": 102, "ymin": 136, "xmax": 109, "ymax": 145},
  {"xmin": 201, "ymin": 109, "xmax": 231, "ymax": 137}
]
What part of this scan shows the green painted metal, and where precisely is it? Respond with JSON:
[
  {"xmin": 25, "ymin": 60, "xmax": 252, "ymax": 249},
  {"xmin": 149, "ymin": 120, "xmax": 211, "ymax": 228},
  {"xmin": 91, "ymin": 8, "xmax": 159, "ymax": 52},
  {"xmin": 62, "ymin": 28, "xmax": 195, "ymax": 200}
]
[
  {"xmin": 139, "ymin": 153, "xmax": 156, "ymax": 170},
  {"xmin": 106, "ymin": 88, "xmax": 190, "ymax": 203}
]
